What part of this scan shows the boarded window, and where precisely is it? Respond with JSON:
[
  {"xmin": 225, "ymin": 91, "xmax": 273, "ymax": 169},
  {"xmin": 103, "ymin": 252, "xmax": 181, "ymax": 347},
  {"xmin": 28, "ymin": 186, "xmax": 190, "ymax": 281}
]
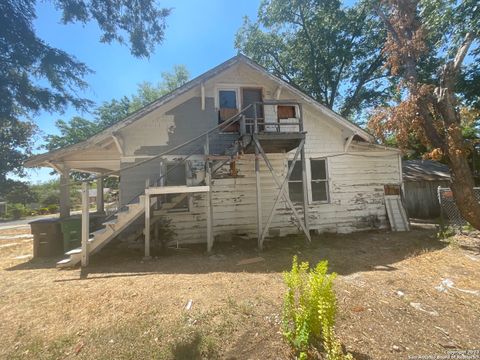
[
  {"xmin": 311, "ymin": 159, "xmax": 328, "ymax": 202},
  {"xmin": 165, "ymin": 163, "xmax": 189, "ymax": 211},
  {"xmin": 278, "ymin": 105, "xmax": 295, "ymax": 119},
  {"xmin": 288, "ymin": 160, "xmax": 304, "ymax": 202}
]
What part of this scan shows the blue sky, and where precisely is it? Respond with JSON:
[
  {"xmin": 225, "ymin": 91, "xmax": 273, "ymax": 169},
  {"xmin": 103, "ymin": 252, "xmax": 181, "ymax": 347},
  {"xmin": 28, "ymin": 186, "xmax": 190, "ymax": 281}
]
[{"xmin": 25, "ymin": 0, "xmax": 260, "ymax": 183}]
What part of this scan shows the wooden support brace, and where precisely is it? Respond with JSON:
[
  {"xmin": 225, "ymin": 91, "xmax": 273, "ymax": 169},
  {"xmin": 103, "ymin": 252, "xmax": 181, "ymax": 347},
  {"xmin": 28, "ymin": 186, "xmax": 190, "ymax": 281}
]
[
  {"xmin": 344, "ymin": 133, "xmax": 355, "ymax": 152},
  {"xmin": 259, "ymin": 139, "xmax": 304, "ymax": 248},
  {"xmin": 253, "ymin": 137, "xmax": 311, "ymax": 243}
]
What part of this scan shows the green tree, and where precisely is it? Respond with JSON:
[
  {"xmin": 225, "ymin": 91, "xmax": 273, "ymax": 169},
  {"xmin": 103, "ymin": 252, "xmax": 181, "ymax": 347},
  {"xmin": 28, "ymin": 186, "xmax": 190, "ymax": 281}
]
[
  {"xmin": 129, "ymin": 65, "xmax": 190, "ymax": 111},
  {"xmin": 0, "ymin": 0, "xmax": 171, "ymax": 184},
  {"xmin": 235, "ymin": 0, "xmax": 390, "ymax": 119},
  {"xmin": 1, "ymin": 180, "xmax": 39, "ymax": 205}
]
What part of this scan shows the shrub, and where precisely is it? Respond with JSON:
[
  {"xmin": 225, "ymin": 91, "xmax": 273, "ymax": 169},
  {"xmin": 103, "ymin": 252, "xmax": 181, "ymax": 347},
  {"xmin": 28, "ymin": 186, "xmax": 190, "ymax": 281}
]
[
  {"xmin": 282, "ymin": 256, "xmax": 352, "ymax": 360},
  {"xmin": 151, "ymin": 217, "xmax": 177, "ymax": 255},
  {"xmin": 47, "ymin": 204, "xmax": 59, "ymax": 214},
  {"xmin": 41, "ymin": 193, "xmax": 59, "ymax": 207},
  {"xmin": 7, "ymin": 203, "xmax": 28, "ymax": 219},
  {"xmin": 37, "ymin": 208, "xmax": 50, "ymax": 215}
]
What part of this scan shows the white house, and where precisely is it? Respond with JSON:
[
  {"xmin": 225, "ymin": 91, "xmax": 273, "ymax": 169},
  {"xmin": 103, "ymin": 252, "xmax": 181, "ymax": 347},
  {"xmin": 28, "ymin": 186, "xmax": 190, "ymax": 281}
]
[{"xmin": 25, "ymin": 55, "xmax": 403, "ymax": 267}]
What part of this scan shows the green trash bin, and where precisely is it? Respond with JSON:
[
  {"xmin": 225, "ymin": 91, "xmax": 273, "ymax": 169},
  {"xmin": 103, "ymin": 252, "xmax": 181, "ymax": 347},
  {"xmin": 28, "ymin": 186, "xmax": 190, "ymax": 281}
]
[
  {"xmin": 60, "ymin": 217, "xmax": 82, "ymax": 252},
  {"xmin": 30, "ymin": 218, "xmax": 64, "ymax": 258},
  {"xmin": 59, "ymin": 214, "xmax": 107, "ymax": 252}
]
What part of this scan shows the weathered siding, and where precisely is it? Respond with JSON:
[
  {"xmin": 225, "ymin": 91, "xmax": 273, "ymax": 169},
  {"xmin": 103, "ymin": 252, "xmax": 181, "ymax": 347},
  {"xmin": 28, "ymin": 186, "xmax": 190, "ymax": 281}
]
[
  {"xmin": 156, "ymin": 150, "xmax": 401, "ymax": 246},
  {"xmin": 404, "ymin": 180, "xmax": 449, "ymax": 219}
]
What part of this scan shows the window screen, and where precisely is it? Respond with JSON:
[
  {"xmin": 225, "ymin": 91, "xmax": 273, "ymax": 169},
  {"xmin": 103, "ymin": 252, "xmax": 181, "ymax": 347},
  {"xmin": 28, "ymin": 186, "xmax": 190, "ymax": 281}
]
[
  {"xmin": 310, "ymin": 159, "xmax": 328, "ymax": 202},
  {"xmin": 218, "ymin": 90, "xmax": 237, "ymax": 109},
  {"xmin": 288, "ymin": 160, "xmax": 304, "ymax": 203}
]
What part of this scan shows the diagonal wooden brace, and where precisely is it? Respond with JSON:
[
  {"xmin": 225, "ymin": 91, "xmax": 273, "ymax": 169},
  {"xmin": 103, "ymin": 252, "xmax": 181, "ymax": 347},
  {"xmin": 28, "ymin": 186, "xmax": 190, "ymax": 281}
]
[
  {"xmin": 259, "ymin": 139, "xmax": 304, "ymax": 248},
  {"xmin": 253, "ymin": 137, "xmax": 311, "ymax": 244}
]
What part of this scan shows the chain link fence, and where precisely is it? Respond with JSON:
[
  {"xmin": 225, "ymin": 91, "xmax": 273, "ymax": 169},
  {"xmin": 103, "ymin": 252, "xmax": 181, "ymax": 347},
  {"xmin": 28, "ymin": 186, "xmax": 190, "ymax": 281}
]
[{"xmin": 438, "ymin": 187, "xmax": 480, "ymax": 228}]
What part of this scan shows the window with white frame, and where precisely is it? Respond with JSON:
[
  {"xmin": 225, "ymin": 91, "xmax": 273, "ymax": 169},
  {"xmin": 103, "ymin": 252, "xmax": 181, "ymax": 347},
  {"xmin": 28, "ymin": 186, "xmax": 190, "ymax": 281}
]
[
  {"xmin": 310, "ymin": 159, "xmax": 329, "ymax": 202},
  {"xmin": 288, "ymin": 158, "xmax": 329, "ymax": 203}
]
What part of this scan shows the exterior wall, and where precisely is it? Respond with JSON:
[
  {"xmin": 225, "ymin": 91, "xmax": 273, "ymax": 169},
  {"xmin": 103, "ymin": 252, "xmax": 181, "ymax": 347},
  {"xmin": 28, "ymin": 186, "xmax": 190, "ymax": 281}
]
[
  {"xmin": 155, "ymin": 149, "xmax": 401, "ymax": 246},
  {"xmin": 116, "ymin": 61, "xmax": 402, "ymax": 245}
]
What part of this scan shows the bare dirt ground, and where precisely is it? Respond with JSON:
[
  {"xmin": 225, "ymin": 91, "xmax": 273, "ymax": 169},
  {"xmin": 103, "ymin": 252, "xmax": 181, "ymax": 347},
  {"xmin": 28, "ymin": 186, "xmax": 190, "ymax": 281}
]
[{"xmin": 0, "ymin": 225, "xmax": 479, "ymax": 360}]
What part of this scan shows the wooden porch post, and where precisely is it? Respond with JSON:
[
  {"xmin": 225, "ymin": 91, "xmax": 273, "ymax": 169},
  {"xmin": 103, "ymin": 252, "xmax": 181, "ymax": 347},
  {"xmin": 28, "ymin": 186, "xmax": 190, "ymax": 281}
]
[
  {"xmin": 81, "ymin": 181, "xmax": 89, "ymax": 267},
  {"xmin": 205, "ymin": 134, "xmax": 214, "ymax": 252},
  {"xmin": 254, "ymin": 103, "xmax": 263, "ymax": 250},
  {"xmin": 96, "ymin": 175, "xmax": 104, "ymax": 213},
  {"xmin": 59, "ymin": 165, "xmax": 71, "ymax": 218},
  {"xmin": 144, "ymin": 179, "xmax": 151, "ymax": 259},
  {"xmin": 298, "ymin": 104, "xmax": 309, "ymax": 235},
  {"xmin": 255, "ymin": 145, "xmax": 263, "ymax": 250}
]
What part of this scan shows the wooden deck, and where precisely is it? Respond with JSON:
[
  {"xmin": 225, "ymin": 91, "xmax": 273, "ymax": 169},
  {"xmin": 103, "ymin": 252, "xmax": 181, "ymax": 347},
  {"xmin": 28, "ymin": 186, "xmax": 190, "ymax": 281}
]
[{"xmin": 241, "ymin": 132, "xmax": 306, "ymax": 153}]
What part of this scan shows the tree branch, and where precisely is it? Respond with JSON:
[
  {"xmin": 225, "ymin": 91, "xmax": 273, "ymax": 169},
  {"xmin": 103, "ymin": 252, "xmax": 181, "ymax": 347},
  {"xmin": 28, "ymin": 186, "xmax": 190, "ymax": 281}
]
[
  {"xmin": 452, "ymin": 32, "xmax": 475, "ymax": 73},
  {"xmin": 373, "ymin": 4, "xmax": 401, "ymax": 45}
]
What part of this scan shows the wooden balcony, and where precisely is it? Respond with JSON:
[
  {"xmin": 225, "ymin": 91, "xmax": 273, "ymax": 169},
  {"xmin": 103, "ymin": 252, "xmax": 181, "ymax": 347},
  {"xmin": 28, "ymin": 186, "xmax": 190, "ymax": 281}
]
[
  {"xmin": 242, "ymin": 132, "xmax": 306, "ymax": 153},
  {"xmin": 238, "ymin": 100, "xmax": 305, "ymax": 153}
]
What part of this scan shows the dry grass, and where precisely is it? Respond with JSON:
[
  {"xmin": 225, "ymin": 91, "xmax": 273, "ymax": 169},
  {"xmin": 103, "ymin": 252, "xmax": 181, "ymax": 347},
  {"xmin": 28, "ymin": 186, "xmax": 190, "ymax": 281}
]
[{"xmin": 0, "ymin": 225, "xmax": 479, "ymax": 359}]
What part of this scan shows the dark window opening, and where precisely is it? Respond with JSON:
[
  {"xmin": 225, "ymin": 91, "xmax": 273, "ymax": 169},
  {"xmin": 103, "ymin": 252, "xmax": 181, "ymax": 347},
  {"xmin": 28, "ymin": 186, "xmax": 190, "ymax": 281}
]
[
  {"xmin": 218, "ymin": 90, "xmax": 239, "ymax": 131},
  {"xmin": 219, "ymin": 90, "xmax": 237, "ymax": 109},
  {"xmin": 165, "ymin": 163, "xmax": 189, "ymax": 211},
  {"xmin": 311, "ymin": 159, "xmax": 328, "ymax": 202},
  {"xmin": 288, "ymin": 160, "xmax": 304, "ymax": 203}
]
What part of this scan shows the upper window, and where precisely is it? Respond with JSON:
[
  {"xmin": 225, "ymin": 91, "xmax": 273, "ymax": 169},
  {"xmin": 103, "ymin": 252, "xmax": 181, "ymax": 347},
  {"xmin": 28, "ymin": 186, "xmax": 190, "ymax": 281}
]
[
  {"xmin": 288, "ymin": 160, "xmax": 304, "ymax": 203},
  {"xmin": 218, "ymin": 90, "xmax": 237, "ymax": 109},
  {"xmin": 310, "ymin": 159, "xmax": 328, "ymax": 202},
  {"xmin": 278, "ymin": 105, "xmax": 296, "ymax": 119}
]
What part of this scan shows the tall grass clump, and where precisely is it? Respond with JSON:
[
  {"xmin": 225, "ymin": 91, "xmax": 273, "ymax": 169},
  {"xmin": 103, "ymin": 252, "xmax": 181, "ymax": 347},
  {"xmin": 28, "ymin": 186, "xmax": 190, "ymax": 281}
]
[{"xmin": 282, "ymin": 256, "xmax": 352, "ymax": 360}]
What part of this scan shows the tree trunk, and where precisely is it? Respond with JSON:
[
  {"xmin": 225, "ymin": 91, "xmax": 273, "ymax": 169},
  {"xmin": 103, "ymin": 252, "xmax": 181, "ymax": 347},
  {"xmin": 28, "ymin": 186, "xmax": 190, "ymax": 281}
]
[{"xmin": 445, "ymin": 124, "xmax": 480, "ymax": 229}]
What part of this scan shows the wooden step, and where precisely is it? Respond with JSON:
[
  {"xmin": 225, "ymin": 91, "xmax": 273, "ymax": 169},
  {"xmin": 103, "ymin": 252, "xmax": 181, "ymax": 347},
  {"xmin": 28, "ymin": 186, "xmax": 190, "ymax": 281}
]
[{"xmin": 65, "ymin": 248, "xmax": 81, "ymax": 256}]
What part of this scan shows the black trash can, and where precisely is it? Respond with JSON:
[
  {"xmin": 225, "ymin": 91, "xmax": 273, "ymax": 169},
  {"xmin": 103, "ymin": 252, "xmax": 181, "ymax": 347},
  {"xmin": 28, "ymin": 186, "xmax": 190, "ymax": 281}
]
[{"xmin": 30, "ymin": 218, "xmax": 64, "ymax": 258}]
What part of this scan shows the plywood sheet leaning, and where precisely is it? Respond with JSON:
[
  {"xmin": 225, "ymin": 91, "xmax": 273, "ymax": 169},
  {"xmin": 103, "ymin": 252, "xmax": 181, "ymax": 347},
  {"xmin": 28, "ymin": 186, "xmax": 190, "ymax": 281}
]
[{"xmin": 385, "ymin": 195, "xmax": 410, "ymax": 231}]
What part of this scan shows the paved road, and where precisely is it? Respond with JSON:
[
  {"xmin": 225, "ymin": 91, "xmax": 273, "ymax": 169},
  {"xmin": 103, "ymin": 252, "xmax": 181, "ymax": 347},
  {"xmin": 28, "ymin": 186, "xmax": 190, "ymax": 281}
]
[{"xmin": 0, "ymin": 211, "xmax": 82, "ymax": 230}]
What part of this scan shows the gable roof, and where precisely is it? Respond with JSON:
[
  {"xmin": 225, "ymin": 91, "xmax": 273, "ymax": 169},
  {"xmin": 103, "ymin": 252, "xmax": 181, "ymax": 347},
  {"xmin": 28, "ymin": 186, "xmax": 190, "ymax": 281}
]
[
  {"xmin": 26, "ymin": 54, "xmax": 372, "ymax": 167},
  {"xmin": 402, "ymin": 160, "xmax": 451, "ymax": 182}
]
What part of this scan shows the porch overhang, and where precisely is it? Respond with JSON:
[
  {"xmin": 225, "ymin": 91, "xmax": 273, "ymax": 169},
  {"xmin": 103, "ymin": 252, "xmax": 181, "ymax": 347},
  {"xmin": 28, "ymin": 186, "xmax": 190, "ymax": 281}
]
[{"xmin": 24, "ymin": 137, "xmax": 121, "ymax": 174}]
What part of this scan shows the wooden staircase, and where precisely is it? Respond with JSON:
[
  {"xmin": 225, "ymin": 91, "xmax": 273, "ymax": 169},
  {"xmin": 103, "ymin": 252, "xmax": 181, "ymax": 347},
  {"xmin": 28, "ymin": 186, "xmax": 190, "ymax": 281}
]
[{"xmin": 57, "ymin": 195, "xmax": 156, "ymax": 268}]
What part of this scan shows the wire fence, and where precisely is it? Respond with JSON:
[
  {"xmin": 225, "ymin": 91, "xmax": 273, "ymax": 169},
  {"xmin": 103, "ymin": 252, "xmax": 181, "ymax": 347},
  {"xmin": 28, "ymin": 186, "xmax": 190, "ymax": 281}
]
[{"xmin": 438, "ymin": 187, "xmax": 480, "ymax": 228}]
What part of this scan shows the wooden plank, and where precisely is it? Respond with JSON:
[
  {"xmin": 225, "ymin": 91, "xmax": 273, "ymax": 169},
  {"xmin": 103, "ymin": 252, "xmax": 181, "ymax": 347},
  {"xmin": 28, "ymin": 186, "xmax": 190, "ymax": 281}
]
[
  {"xmin": 146, "ymin": 185, "xmax": 210, "ymax": 195},
  {"xmin": 385, "ymin": 195, "xmax": 410, "ymax": 231}
]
